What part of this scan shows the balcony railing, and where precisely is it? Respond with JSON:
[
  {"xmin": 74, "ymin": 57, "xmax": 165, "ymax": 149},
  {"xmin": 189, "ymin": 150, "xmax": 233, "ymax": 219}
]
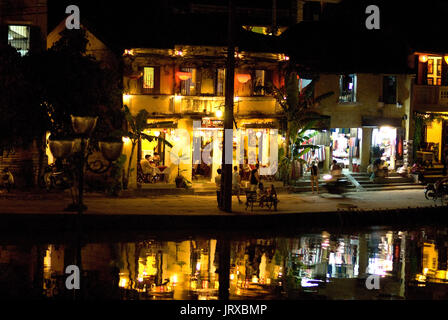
[
  {"xmin": 412, "ymin": 84, "xmax": 448, "ymax": 108},
  {"xmin": 177, "ymin": 96, "xmax": 225, "ymax": 114}
]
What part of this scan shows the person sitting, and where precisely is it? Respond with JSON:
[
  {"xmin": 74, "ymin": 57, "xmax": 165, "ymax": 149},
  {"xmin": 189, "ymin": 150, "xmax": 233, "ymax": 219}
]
[
  {"xmin": 330, "ymin": 160, "xmax": 342, "ymax": 179},
  {"xmin": 257, "ymin": 182, "xmax": 268, "ymax": 204},
  {"xmin": 140, "ymin": 155, "xmax": 155, "ymax": 182},
  {"xmin": 152, "ymin": 152, "xmax": 161, "ymax": 166},
  {"xmin": 1, "ymin": 167, "xmax": 14, "ymax": 192},
  {"xmin": 267, "ymin": 184, "xmax": 277, "ymax": 199}
]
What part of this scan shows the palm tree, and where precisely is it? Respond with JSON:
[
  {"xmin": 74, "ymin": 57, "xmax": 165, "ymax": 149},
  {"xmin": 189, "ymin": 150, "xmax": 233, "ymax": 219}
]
[
  {"xmin": 259, "ymin": 70, "xmax": 334, "ymax": 183},
  {"xmin": 123, "ymin": 105, "xmax": 172, "ymax": 187}
]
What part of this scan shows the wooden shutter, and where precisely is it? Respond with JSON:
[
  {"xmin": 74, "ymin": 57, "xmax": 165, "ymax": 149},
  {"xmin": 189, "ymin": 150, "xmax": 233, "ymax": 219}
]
[
  {"xmin": 154, "ymin": 66, "xmax": 161, "ymax": 94},
  {"xmin": 442, "ymin": 58, "xmax": 448, "ymax": 86}
]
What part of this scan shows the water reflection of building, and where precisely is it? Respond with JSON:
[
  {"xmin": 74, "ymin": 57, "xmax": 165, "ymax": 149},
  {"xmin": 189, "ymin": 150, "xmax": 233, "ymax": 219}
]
[{"xmin": 4, "ymin": 226, "xmax": 448, "ymax": 300}]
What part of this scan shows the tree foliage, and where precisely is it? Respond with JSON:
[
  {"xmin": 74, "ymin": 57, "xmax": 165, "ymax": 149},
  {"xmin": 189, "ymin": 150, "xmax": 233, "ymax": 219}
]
[
  {"xmin": 0, "ymin": 44, "xmax": 48, "ymax": 152},
  {"xmin": 123, "ymin": 105, "xmax": 172, "ymax": 186}
]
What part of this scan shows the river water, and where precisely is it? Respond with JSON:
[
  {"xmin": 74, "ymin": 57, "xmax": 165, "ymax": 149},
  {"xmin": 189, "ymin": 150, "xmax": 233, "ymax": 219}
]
[{"xmin": 1, "ymin": 225, "xmax": 448, "ymax": 300}]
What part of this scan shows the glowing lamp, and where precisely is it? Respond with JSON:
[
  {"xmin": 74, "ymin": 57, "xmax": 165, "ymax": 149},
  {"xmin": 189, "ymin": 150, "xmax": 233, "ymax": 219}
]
[
  {"xmin": 444, "ymin": 55, "xmax": 448, "ymax": 64},
  {"xmin": 419, "ymin": 55, "xmax": 428, "ymax": 63},
  {"xmin": 256, "ymin": 131, "xmax": 262, "ymax": 138},
  {"xmin": 237, "ymin": 74, "xmax": 251, "ymax": 83},
  {"xmin": 176, "ymin": 72, "xmax": 192, "ymax": 80},
  {"xmin": 215, "ymin": 109, "xmax": 223, "ymax": 118},
  {"xmin": 154, "ymin": 131, "xmax": 160, "ymax": 137}
]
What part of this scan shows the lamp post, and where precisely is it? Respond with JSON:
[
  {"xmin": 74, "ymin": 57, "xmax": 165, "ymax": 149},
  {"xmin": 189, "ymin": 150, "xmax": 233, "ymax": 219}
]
[{"xmin": 48, "ymin": 115, "xmax": 124, "ymax": 215}]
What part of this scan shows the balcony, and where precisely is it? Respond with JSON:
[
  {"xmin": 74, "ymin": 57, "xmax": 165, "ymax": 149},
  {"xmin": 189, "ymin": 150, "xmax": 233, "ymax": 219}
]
[
  {"xmin": 171, "ymin": 95, "xmax": 283, "ymax": 116},
  {"xmin": 412, "ymin": 84, "xmax": 448, "ymax": 111},
  {"xmin": 176, "ymin": 96, "xmax": 225, "ymax": 114}
]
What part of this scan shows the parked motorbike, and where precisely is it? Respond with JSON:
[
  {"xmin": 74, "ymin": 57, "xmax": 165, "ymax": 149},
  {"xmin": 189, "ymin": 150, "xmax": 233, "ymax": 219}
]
[
  {"xmin": 322, "ymin": 174, "xmax": 350, "ymax": 195},
  {"xmin": 41, "ymin": 163, "xmax": 74, "ymax": 191},
  {"xmin": 424, "ymin": 178, "xmax": 448, "ymax": 204}
]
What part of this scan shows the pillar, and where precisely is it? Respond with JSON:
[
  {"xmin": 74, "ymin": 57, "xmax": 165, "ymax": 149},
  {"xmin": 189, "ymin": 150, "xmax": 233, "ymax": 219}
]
[
  {"xmin": 360, "ymin": 128, "xmax": 373, "ymax": 172},
  {"xmin": 358, "ymin": 234, "xmax": 369, "ymax": 278}
]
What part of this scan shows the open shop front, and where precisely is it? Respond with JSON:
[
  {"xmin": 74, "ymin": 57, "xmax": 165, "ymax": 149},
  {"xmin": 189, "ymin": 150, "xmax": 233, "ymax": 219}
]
[
  {"xmin": 362, "ymin": 116, "xmax": 405, "ymax": 171},
  {"xmin": 416, "ymin": 112, "xmax": 448, "ymax": 165},
  {"xmin": 330, "ymin": 128, "xmax": 362, "ymax": 172}
]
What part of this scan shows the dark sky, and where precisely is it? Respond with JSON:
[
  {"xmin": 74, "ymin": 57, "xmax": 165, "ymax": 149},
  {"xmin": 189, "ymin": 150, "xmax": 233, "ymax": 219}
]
[{"xmin": 47, "ymin": 0, "xmax": 448, "ymax": 53}]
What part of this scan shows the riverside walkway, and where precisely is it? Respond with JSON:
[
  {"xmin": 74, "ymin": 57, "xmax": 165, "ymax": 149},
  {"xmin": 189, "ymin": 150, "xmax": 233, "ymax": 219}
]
[{"xmin": 0, "ymin": 188, "xmax": 435, "ymax": 215}]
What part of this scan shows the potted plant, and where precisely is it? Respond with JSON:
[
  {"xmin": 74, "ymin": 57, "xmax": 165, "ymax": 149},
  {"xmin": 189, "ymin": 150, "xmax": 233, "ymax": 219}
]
[{"xmin": 170, "ymin": 151, "xmax": 191, "ymax": 188}]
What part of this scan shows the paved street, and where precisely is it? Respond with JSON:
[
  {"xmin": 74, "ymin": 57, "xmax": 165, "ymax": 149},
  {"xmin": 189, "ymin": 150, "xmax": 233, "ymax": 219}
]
[{"xmin": 0, "ymin": 188, "xmax": 439, "ymax": 216}]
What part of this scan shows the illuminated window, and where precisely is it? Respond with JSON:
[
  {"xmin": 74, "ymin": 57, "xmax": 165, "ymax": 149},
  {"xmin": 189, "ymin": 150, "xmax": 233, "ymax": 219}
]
[
  {"xmin": 143, "ymin": 67, "xmax": 155, "ymax": 89},
  {"xmin": 180, "ymin": 67, "xmax": 197, "ymax": 95},
  {"xmin": 427, "ymin": 56, "xmax": 442, "ymax": 86},
  {"xmin": 141, "ymin": 66, "xmax": 160, "ymax": 94},
  {"xmin": 8, "ymin": 25, "xmax": 30, "ymax": 56},
  {"xmin": 253, "ymin": 70, "xmax": 266, "ymax": 95},
  {"xmin": 339, "ymin": 74, "xmax": 357, "ymax": 103}
]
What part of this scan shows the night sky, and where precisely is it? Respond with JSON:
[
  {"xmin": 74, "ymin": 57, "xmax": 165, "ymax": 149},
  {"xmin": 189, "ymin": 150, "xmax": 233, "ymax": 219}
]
[{"xmin": 46, "ymin": 0, "xmax": 448, "ymax": 54}]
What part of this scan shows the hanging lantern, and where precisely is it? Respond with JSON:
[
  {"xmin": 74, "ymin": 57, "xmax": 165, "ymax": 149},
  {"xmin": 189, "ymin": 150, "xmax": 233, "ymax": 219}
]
[
  {"xmin": 419, "ymin": 55, "xmax": 428, "ymax": 63},
  {"xmin": 236, "ymin": 74, "xmax": 251, "ymax": 83},
  {"xmin": 176, "ymin": 71, "xmax": 192, "ymax": 80}
]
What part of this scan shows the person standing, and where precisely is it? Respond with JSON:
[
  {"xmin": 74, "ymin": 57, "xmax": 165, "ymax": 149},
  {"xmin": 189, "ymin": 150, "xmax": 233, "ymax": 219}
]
[
  {"xmin": 232, "ymin": 166, "xmax": 243, "ymax": 204},
  {"xmin": 215, "ymin": 168, "xmax": 222, "ymax": 208},
  {"xmin": 249, "ymin": 163, "xmax": 260, "ymax": 191},
  {"xmin": 308, "ymin": 161, "xmax": 319, "ymax": 194},
  {"xmin": 1, "ymin": 168, "xmax": 14, "ymax": 192}
]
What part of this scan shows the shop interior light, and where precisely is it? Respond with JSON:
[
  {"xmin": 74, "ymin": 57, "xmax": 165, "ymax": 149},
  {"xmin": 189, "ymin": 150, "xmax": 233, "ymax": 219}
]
[{"xmin": 154, "ymin": 131, "xmax": 160, "ymax": 137}]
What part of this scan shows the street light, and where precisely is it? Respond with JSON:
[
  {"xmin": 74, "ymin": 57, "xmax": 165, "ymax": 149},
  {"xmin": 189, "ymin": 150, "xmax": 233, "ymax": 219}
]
[{"xmin": 48, "ymin": 115, "xmax": 123, "ymax": 214}]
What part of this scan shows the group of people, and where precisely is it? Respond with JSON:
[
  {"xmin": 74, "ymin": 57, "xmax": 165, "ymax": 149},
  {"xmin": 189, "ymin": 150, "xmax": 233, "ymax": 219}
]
[
  {"xmin": 140, "ymin": 153, "xmax": 161, "ymax": 182},
  {"xmin": 214, "ymin": 164, "xmax": 277, "ymax": 208}
]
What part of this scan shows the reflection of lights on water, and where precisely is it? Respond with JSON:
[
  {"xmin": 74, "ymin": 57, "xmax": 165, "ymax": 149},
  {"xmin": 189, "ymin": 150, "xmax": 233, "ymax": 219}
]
[
  {"xmin": 251, "ymin": 276, "xmax": 259, "ymax": 283},
  {"xmin": 171, "ymin": 274, "xmax": 178, "ymax": 284},
  {"xmin": 266, "ymin": 278, "xmax": 271, "ymax": 285}
]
